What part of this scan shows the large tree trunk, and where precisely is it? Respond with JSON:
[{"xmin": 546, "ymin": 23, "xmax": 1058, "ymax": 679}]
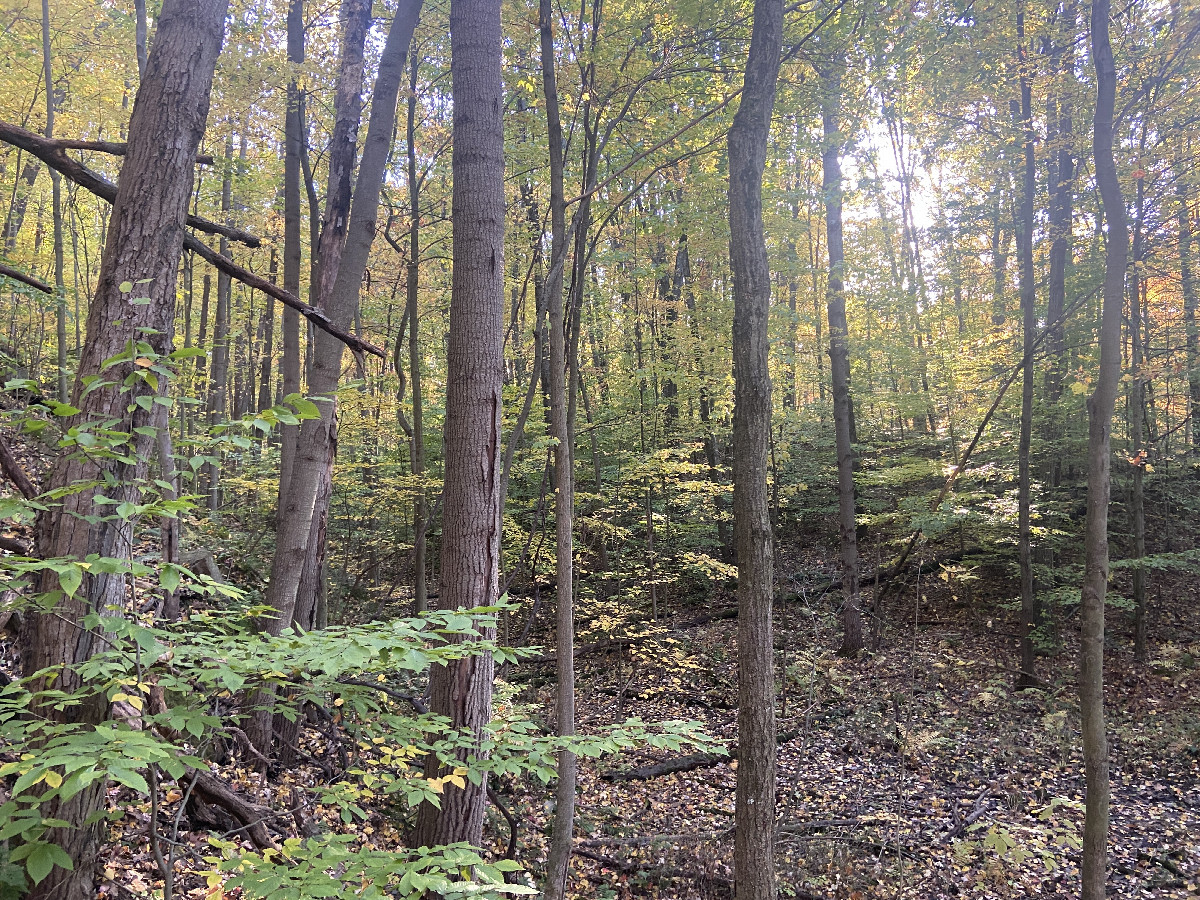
[
  {"xmin": 539, "ymin": 0, "xmax": 576, "ymax": 893},
  {"xmin": 415, "ymin": 0, "xmax": 504, "ymax": 853},
  {"xmin": 1080, "ymin": 0, "xmax": 1126, "ymax": 895},
  {"xmin": 21, "ymin": 2, "xmax": 227, "ymax": 895},
  {"xmin": 1016, "ymin": 11, "xmax": 1038, "ymax": 688},
  {"xmin": 820, "ymin": 58, "xmax": 862, "ymax": 658},
  {"xmin": 727, "ymin": 2, "xmax": 782, "ymax": 898}
]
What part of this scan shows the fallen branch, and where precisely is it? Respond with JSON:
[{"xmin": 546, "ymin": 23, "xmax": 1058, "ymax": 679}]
[
  {"xmin": 0, "ymin": 121, "xmax": 259, "ymax": 247},
  {"xmin": 0, "ymin": 436, "xmax": 37, "ymax": 500},
  {"xmin": 184, "ymin": 234, "xmax": 385, "ymax": 359},
  {"xmin": 0, "ymin": 535, "xmax": 29, "ymax": 555},
  {"xmin": 185, "ymin": 768, "xmax": 277, "ymax": 850},
  {"xmin": 0, "ymin": 264, "xmax": 52, "ymax": 294},
  {"xmin": 602, "ymin": 728, "xmax": 801, "ymax": 782}
]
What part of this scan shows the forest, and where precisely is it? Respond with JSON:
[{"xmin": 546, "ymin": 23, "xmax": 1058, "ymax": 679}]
[{"xmin": 0, "ymin": 0, "xmax": 1197, "ymax": 897}]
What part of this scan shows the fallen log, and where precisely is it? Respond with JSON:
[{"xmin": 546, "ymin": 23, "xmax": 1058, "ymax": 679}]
[
  {"xmin": 185, "ymin": 768, "xmax": 277, "ymax": 850},
  {"xmin": 602, "ymin": 728, "xmax": 801, "ymax": 782}
]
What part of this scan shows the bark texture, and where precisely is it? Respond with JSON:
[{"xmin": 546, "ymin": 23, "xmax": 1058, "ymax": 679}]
[
  {"xmin": 415, "ymin": 0, "xmax": 505, "ymax": 852},
  {"xmin": 727, "ymin": 2, "xmax": 783, "ymax": 898},
  {"xmin": 22, "ymin": 1, "xmax": 228, "ymax": 895}
]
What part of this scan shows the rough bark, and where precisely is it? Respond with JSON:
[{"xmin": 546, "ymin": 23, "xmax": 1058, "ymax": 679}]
[
  {"xmin": 21, "ymin": 2, "xmax": 228, "ymax": 896},
  {"xmin": 820, "ymin": 59, "xmax": 862, "ymax": 658},
  {"xmin": 727, "ymin": 1, "xmax": 783, "ymax": 898},
  {"xmin": 1081, "ymin": 1, "xmax": 1126, "ymax": 894},
  {"xmin": 415, "ymin": 0, "xmax": 504, "ymax": 853}
]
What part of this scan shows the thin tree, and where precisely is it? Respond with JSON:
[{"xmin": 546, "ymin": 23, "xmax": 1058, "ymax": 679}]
[
  {"xmin": 22, "ymin": 2, "xmax": 228, "ymax": 895},
  {"xmin": 539, "ymin": 0, "xmax": 576, "ymax": 892},
  {"xmin": 820, "ymin": 55, "xmax": 863, "ymax": 657},
  {"xmin": 1080, "ymin": 0, "xmax": 1127, "ymax": 894},
  {"xmin": 1016, "ymin": 8, "xmax": 1038, "ymax": 687},
  {"xmin": 728, "ymin": 0, "xmax": 783, "ymax": 897},
  {"xmin": 40, "ymin": 0, "xmax": 66, "ymax": 402},
  {"xmin": 415, "ymin": 0, "xmax": 505, "ymax": 852}
]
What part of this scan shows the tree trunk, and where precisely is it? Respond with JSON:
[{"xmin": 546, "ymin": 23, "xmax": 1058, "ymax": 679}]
[
  {"xmin": 277, "ymin": 0, "xmax": 303, "ymax": 522},
  {"xmin": 1081, "ymin": 1, "xmax": 1126, "ymax": 895},
  {"xmin": 539, "ymin": 0, "xmax": 576, "ymax": 892},
  {"xmin": 1043, "ymin": 2, "xmax": 1075, "ymax": 426},
  {"xmin": 1016, "ymin": 11, "xmax": 1038, "ymax": 688},
  {"xmin": 820, "ymin": 58, "xmax": 862, "ymax": 658},
  {"xmin": 260, "ymin": 0, "xmax": 371, "ymax": 642},
  {"xmin": 728, "ymin": 2, "xmax": 782, "ymax": 898},
  {"xmin": 1130, "ymin": 165, "xmax": 1148, "ymax": 662},
  {"xmin": 415, "ymin": 0, "xmax": 504, "ymax": 853},
  {"xmin": 407, "ymin": 52, "xmax": 428, "ymax": 614},
  {"xmin": 249, "ymin": 0, "xmax": 372, "ymax": 760},
  {"xmin": 207, "ymin": 133, "xmax": 233, "ymax": 514},
  {"xmin": 41, "ymin": 0, "xmax": 68, "ymax": 404},
  {"xmin": 1180, "ymin": 179, "xmax": 1200, "ymax": 460},
  {"xmin": 22, "ymin": 2, "xmax": 227, "ymax": 895}
]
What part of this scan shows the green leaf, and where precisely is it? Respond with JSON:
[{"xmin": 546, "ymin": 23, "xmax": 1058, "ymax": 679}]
[
  {"xmin": 24, "ymin": 842, "xmax": 72, "ymax": 885},
  {"xmin": 58, "ymin": 566, "xmax": 82, "ymax": 599}
]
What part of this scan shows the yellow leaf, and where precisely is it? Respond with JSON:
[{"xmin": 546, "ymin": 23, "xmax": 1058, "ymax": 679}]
[{"xmin": 43, "ymin": 770, "xmax": 62, "ymax": 789}]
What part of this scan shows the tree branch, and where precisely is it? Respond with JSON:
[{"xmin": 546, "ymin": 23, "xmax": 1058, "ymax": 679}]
[
  {"xmin": 0, "ymin": 264, "xmax": 52, "ymax": 294},
  {"xmin": 0, "ymin": 121, "xmax": 258, "ymax": 247},
  {"xmin": 183, "ymin": 234, "xmax": 385, "ymax": 359}
]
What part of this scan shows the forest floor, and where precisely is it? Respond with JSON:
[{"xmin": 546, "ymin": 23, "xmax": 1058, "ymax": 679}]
[
  {"xmin": 2, "ymin": 480, "xmax": 1198, "ymax": 898},
  {"xmin": 501, "ymin": 556, "xmax": 1200, "ymax": 900}
]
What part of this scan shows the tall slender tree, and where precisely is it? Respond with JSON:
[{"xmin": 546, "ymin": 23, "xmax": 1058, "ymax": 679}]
[
  {"xmin": 820, "ymin": 55, "xmax": 863, "ymax": 656},
  {"xmin": 728, "ymin": 0, "xmax": 783, "ymax": 897},
  {"xmin": 539, "ymin": 0, "xmax": 577, "ymax": 892},
  {"xmin": 1080, "ymin": 0, "xmax": 1127, "ymax": 894}
]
